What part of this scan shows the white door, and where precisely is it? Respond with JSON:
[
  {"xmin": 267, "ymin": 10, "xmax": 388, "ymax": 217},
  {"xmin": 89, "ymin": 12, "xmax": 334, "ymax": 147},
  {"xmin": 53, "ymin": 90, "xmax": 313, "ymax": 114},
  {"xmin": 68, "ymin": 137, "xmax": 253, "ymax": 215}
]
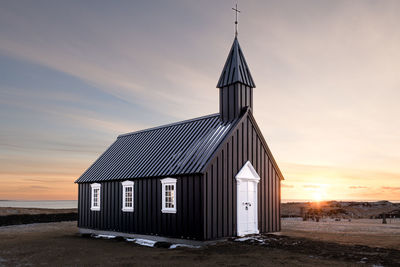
[{"xmin": 236, "ymin": 161, "xmax": 260, "ymax": 236}]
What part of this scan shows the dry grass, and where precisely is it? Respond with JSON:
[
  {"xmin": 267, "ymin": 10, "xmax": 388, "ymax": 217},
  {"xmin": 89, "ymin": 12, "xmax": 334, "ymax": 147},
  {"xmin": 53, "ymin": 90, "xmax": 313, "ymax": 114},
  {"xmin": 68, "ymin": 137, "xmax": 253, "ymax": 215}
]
[
  {"xmin": 281, "ymin": 218, "xmax": 400, "ymax": 249},
  {"xmin": 0, "ymin": 207, "xmax": 77, "ymax": 216}
]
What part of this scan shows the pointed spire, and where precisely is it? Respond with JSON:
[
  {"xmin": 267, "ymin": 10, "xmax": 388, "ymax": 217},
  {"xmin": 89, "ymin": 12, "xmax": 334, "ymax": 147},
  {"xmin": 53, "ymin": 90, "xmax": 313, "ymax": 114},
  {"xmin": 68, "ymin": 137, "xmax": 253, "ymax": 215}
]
[{"xmin": 216, "ymin": 37, "xmax": 256, "ymax": 88}]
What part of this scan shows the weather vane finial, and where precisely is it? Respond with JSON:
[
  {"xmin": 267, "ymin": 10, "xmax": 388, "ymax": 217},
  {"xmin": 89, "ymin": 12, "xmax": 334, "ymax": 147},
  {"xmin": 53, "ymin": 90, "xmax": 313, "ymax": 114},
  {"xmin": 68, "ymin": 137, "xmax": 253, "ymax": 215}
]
[{"xmin": 232, "ymin": 3, "xmax": 240, "ymax": 37}]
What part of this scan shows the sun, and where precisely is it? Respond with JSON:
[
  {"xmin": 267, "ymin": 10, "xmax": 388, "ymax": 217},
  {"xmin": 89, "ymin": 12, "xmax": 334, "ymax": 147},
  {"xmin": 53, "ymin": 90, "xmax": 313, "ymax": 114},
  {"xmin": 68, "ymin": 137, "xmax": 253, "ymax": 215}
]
[
  {"xmin": 312, "ymin": 191, "xmax": 323, "ymax": 202},
  {"xmin": 301, "ymin": 183, "xmax": 331, "ymax": 202},
  {"xmin": 310, "ymin": 186, "xmax": 328, "ymax": 202}
]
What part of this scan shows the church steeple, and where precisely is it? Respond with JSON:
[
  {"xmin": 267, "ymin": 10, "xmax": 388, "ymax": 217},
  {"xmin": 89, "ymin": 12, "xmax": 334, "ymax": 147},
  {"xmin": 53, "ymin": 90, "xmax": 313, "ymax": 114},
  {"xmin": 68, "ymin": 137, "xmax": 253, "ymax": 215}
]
[
  {"xmin": 217, "ymin": 37, "xmax": 256, "ymax": 122},
  {"xmin": 217, "ymin": 37, "xmax": 256, "ymax": 88}
]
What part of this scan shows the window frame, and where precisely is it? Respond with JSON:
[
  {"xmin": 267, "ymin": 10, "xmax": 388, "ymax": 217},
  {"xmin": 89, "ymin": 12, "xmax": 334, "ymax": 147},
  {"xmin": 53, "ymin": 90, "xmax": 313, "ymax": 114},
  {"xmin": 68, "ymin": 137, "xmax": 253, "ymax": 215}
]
[
  {"xmin": 161, "ymin": 177, "xmax": 177, "ymax": 213},
  {"xmin": 121, "ymin": 180, "xmax": 134, "ymax": 212},
  {"xmin": 90, "ymin": 183, "xmax": 101, "ymax": 211}
]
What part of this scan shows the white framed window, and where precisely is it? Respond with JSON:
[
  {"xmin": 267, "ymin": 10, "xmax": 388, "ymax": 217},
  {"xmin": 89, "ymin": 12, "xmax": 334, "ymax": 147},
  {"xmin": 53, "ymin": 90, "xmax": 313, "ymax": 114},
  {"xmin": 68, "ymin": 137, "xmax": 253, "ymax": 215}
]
[
  {"xmin": 161, "ymin": 178, "xmax": 177, "ymax": 213},
  {"xmin": 90, "ymin": 183, "xmax": 101, "ymax": 211},
  {"xmin": 122, "ymin": 180, "xmax": 134, "ymax": 212}
]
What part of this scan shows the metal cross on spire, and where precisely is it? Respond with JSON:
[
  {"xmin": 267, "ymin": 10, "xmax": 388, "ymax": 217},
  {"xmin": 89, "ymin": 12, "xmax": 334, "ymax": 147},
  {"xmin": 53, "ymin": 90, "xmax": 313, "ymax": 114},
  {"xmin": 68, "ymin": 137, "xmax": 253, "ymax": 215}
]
[{"xmin": 232, "ymin": 3, "xmax": 240, "ymax": 37}]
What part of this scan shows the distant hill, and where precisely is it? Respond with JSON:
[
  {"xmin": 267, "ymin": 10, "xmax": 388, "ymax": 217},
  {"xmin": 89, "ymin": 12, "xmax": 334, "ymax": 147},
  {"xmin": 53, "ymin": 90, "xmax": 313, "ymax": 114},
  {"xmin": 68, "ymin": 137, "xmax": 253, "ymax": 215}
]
[{"xmin": 282, "ymin": 201, "xmax": 400, "ymax": 219}]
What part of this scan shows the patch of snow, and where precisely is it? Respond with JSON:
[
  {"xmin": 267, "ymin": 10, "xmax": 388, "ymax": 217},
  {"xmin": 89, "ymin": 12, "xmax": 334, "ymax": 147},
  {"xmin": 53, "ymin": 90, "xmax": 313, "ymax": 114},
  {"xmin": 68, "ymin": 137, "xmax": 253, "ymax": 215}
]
[
  {"xmin": 169, "ymin": 244, "xmax": 200, "ymax": 249},
  {"xmin": 234, "ymin": 236, "xmax": 264, "ymax": 243},
  {"xmin": 124, "ymin": 238, "xmax": 200, "ymax": 249},
  {"xmin": 122, "ymin": 237, "xmax": 156, "ymax": 247},
  {"xmin": 94, "ymin": 234, "xmax": 116, "ymax": 239},
  {"xmin": 133, "ymin": 238, "xmax": 157, "ymax": 247}
]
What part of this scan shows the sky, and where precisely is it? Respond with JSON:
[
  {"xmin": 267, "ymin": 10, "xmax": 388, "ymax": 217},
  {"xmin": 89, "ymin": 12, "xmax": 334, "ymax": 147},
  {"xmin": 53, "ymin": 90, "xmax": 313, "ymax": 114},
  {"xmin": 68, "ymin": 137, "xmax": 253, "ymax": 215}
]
[{"xmin": 0, "ymin": 0, "xmax": 399, "ymax": 201}]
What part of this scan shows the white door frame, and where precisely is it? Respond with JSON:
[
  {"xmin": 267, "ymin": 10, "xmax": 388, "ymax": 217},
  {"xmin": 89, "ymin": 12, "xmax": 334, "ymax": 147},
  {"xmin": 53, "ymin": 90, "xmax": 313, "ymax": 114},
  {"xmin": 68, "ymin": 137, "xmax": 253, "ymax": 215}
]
[{"xmin": 235, "ymin": 161, "xmax": 260, "ymax": 236}]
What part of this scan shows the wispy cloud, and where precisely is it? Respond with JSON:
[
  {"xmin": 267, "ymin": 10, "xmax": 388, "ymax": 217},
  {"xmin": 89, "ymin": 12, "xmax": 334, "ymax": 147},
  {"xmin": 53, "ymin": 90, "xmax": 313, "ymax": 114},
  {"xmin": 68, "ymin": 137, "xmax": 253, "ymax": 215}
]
[
  {"xmin": 382, "ymin": 187, "xmax": 400, "ymax": 191},
  {"xmin": 349, "ymin": 186, "xmax": 368, "ymax": 189},
  {"xmin": 29, "ymin": 185, "xmax": 50, "ymax": 190}
]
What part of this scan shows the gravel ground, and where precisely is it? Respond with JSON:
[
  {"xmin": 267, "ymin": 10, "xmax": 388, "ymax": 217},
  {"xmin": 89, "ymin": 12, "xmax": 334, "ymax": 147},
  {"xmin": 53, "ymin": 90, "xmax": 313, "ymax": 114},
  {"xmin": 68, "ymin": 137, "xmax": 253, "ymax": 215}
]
[
  {"xmin": 0, "ymin": 221, "xmax": 375, "ymax": 267},
  {"xmin": 233, "ymin": 234, "xmax": 400, "ymax": 266}
]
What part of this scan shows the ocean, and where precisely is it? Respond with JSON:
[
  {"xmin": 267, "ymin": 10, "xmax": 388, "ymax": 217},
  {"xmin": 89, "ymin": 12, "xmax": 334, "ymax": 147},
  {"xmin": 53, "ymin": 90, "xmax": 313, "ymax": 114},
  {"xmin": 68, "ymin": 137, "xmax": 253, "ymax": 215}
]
[{"xmin": 0, "ymin": 200, "xmax": 77, "ymax": 209}]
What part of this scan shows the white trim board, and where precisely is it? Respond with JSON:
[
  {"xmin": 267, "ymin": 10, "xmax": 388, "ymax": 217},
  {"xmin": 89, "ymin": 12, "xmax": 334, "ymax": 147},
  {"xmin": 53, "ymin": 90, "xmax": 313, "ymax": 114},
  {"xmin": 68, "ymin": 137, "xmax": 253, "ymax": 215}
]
[
  {"xmin": 90, "ymin": 183, "xmax": 101, "ymax": 211},
  {"xmin": 161, "ymin": 177, "xmax": 177, "ymax": 214},
  {"xmin": 121, "ymin": 180, "xmax": 134, "ymax": 212}
]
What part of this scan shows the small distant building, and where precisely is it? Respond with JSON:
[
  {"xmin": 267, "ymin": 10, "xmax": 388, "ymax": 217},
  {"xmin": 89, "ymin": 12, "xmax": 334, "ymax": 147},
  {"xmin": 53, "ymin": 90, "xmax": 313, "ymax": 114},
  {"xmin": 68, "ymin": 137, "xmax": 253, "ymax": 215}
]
[{"xmin": 75, "ymin": 35, "xmax": 284, "ymax": 242}]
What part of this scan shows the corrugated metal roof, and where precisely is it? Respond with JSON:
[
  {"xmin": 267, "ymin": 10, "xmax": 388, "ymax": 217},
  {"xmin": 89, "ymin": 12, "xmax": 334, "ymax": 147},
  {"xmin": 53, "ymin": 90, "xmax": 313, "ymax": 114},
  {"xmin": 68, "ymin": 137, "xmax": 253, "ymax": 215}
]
[
  {"xmin": 75, "ymin": 113, "xmax": 241, "ymax": 183},
  {"xmin": 217, "ymin": 37, "xmax": 256, "ymax": 88}
]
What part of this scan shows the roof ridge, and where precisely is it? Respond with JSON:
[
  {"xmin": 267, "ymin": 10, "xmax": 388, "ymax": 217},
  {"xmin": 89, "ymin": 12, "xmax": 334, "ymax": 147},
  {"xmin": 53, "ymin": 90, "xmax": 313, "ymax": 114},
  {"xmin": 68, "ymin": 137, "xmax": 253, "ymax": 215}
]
[{"xmin": 118, "ymin": 113, "xmax": 220, "ymax": 138}]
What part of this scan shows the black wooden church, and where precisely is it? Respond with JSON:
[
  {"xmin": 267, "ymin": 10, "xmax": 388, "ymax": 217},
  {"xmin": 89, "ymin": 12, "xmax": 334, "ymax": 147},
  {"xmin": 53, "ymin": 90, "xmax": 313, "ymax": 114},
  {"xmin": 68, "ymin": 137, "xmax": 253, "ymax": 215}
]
[{"xmin": 76, "ymin": 35, "xmax": 284, "ymax": 242}]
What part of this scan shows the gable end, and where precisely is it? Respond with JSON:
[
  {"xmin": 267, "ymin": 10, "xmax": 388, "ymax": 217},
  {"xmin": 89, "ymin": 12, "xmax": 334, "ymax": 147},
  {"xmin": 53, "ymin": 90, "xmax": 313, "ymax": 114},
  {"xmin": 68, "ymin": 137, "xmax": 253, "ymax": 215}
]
[
  {"xmin": 247, "ymin": 112, "xmax": 284, "ymax": 180},
  {"xmin": 201, "ymin": 108, "xmax": 284, "ymax": 180}
]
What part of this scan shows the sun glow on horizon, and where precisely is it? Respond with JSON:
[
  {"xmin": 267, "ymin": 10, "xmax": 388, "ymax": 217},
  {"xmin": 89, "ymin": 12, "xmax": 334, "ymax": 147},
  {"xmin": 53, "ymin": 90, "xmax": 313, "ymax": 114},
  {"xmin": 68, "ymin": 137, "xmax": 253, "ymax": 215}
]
[
  {"xmin": 312, "ymin": 191, "xmax": 323, "ymax": 202},
  {"xmin": 305, "ymin": 184, "xmax": 329, "ymax": 202}
]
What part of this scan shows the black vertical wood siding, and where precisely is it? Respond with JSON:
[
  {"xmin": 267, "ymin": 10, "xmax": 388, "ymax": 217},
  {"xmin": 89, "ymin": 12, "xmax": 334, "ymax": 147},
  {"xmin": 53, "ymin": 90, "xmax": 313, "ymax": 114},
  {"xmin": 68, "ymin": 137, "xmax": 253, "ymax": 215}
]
[
  {"xmin": 219, "ymin": 83, "xmax": 253, "ymax": 122},
  {"xmin": 78, "ymin": 175, "xmax": 203, "ymax": 240},
  {"xmin": 203, "ymin": 114, "xmax": 281, "ymax": 240}
]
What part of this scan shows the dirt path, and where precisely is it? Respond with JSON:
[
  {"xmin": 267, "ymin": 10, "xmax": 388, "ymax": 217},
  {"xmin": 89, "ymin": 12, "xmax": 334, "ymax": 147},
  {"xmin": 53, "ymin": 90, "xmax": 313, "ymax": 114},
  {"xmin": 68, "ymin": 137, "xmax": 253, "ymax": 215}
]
[{"xmin": 0, "ymin": 222, "xmax": 369, "ymax": 267}]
